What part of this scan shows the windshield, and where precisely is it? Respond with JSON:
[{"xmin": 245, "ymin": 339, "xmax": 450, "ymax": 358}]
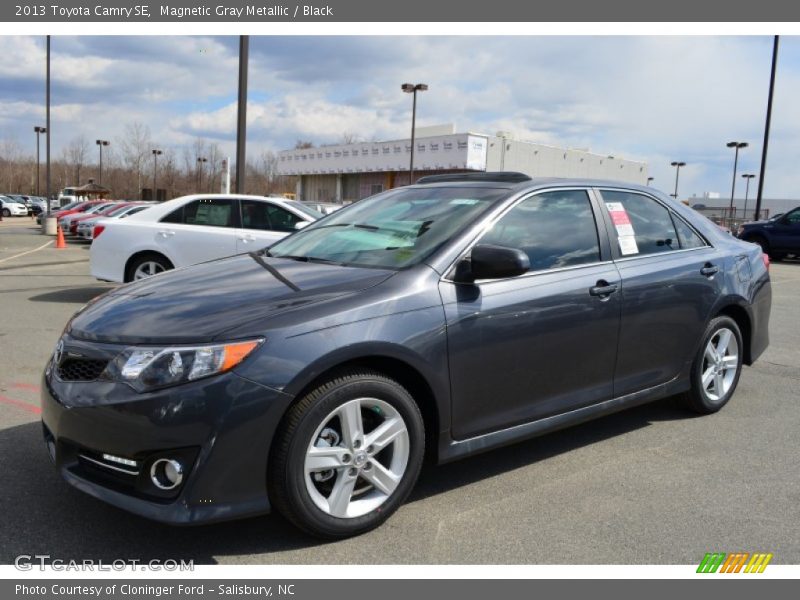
[
  {"xmin": 267, "ymin": 186, "xmax": 507, "ymax": 269},
  {"xmin": 285, "ymin": 199, "xmax": 324, "ymax": 220}
]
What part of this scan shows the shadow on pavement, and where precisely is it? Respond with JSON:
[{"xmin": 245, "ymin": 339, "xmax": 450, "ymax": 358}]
[
  {"xmin": 0, "ymin": 396, "xmax": 690, "ymax": 565},
  {"xmin": 28, "ymin": 286, "xmax": 113, "ymax": 304}
]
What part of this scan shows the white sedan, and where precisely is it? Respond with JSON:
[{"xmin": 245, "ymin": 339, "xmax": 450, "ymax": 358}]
[{"xmin": 90, "ymin": 194, "xmax": 322, "ymax": 282}]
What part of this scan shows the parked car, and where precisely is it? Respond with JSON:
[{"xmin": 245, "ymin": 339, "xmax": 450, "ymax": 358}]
[
  {"xmin": 67, "ymin": 202, "xmax": 128, "ymax": 235},
  {"xmin": 43, "ymin": 174, "xmax": 771, "ymax": 538},
  {"xmin": 76, "ymin": 204, "xmax": 152, "ymax": 241},
  {"xmin": 737, "ymin": 206, "xmax": 800, "ymax": 260},
  {"xmin": 1, "ymin": 195, "xmax": 28, "ymax": 217},
  {"xmin": 59, "ymin": 202, "xmax": 118, "ymax": 232},
  {"xmin": 90, "ymin": 194, "xmax": 321, "ymax": 282}
]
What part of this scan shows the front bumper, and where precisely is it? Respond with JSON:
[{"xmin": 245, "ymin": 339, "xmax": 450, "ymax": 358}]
[{"xmin": 41, "ymin": 349, "xmax": 294, "ymax": 525}]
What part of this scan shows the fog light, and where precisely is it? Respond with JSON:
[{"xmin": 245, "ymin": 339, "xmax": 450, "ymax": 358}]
[{"xmin": 150, "ymin": 458, "xmax": 184, "ymax": 490}]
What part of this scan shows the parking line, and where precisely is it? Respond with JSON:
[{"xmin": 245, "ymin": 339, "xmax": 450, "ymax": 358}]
[
  {"xmin": 0, "ymin": 240, "xmax": 54, "ymax": 264},
  {"xmin": 0, "ymin": 393, "xmax": 42, "ymax": 415}
]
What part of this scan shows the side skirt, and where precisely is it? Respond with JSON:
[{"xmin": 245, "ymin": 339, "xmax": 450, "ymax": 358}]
[{"xmin": 437, "ymin": 375, "xmax": 688, "ymax": 464}]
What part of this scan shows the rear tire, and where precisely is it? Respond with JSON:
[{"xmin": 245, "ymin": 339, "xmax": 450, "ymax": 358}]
[
  {"xmin": 125, "ymin": 253, "xmax": 172, "ymax": 282},
  {"xmin": 679, "ymin": 316, "xmax": 743, "ymax": 414},
  {"xmin": 268, "ymin": 369, "xmax": 425, "ymax": 539},
  {"xmin": 2, "ymin": 208, "xmax": 9, "ymax": 217}
]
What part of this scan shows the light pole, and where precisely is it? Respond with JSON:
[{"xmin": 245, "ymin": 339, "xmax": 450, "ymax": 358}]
[
  {"xmin": 34, "ymin": 126, "xmax": 46, "ymax": 196},
  {"xmin": 647, "ymin": 176, "xmax": 654, "ymax": 186},
  {"xmin": 235, "ymin": 35, "xmax": 249, "ymax": 193},
  {"xmin": 726, "ymin": 141, "xmax": 748, "ymax": 221},
  {"xmin": 152, "ymin": 149, "xmax": 162, "ymax": 201},
  {"xmin": 46, "ymin": 35, "xmax": 51, "ymax": 216},
  {"xmin": 197, "ymin": 156, "xmax": 208, "ymax": 192},
  {"xmin": 401, "ymin": 83, "xmax": 428, "ymax": 184},
  {"xmin": 742, "ymin": 173, "xmax": 756, "ymax": 221},
  {"xmin": 95, "ymin": 139, "xmax": 109, "ymax": 186},
  {"xmin": 755, "ymin": 36, "xmax": 779, "ymax": 221},
  {"xmin": 670, "ymin": 161, "xmax": 686, "ymax": 199}
]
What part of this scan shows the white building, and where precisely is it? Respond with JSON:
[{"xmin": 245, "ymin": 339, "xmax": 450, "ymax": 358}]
[{"xmin": 276, "ymin": 125, "xmax": 649, "ymax": 203}]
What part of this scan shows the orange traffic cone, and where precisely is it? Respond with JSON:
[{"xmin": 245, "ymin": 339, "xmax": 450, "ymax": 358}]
[{"xmin": 55, "ymin": 225, "xmax": 66, "ymax": 249}]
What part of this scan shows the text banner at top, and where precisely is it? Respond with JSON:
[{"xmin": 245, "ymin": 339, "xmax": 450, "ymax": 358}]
[{"xmin": 4, "ymin": 0, "xmax": 800, "ymax": 22}]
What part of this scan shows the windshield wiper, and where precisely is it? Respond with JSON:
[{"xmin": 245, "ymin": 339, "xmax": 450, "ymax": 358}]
[{"xmin": 275, "ymin": 255, "xmax": 345, "ymax": 266}]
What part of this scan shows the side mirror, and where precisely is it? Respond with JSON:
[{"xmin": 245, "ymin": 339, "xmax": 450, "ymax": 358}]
[
  {"xmin": 295, "ymin": 221, "xmax": 310, "ymax": 230},
  {"xmin": 453, "ymin": 244, "xmax": 530, "ymax": 283}
]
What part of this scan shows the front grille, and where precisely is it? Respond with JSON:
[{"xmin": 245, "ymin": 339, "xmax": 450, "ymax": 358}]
[{"xmin": 57, "ymin": 358, "xmax": 108, "ymax": 382}]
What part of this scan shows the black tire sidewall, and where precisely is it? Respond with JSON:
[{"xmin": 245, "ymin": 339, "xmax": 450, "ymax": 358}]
[
  {"xmin": 126, "ymin": 254, "xmax": 171, "ymax": 282},
  {"xmin": 691, "ymin": 316, "xmax": 744, "ymax": 412},
  {"xmin": 281, "ymin": 375, "xmax": 424, "ymax": 538}
]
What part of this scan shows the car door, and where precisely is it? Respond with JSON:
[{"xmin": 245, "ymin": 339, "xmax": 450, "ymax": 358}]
[
  {"xmin": 158, "ymin": 197, "xmax": 239, "ymax": 267},
  {"xmin": 768, "ymin": 208, "xmax": 800, "ymax": 253},
  {"xmin": 597, "ymin": 189, "xmax": 725, "ymax": 397},
  {"xmin": 440, "ymin": 189, "xmax": 621, "ymax": 440},
  {"xmin": 237, "ymin": 200, "xmax": 305, "ymax": 252}
]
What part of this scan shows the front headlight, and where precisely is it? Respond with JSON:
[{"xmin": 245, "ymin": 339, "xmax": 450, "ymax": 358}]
[{"xmin": 106, "ymin": 339, "xmax": 263, "ymax": 392}]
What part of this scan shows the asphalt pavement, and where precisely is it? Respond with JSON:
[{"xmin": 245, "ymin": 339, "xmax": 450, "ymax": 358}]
[{"xmin": 1, "ymin": 218, "xmax": 798, "ymax": 564}]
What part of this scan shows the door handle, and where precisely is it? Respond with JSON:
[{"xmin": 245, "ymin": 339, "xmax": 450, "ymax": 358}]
[
  {"xmin": 158, "ymin": 229, "xmax": 175, "ymax": 238},
  {"xmin": 238, "ymin": 235, "xmax": 256, "ymax": 242},
  {"xmin": 589, "ymin": 280, "xmax": 619, "ymax": 298},
  {"xmin": 700, "ymin": 263, "xmax": 719, "ymax": 278}
]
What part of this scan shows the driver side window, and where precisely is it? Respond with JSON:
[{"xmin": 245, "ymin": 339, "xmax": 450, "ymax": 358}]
[{"xmin": 479, "ymin": 190, "xmax": 601, "ymax": 272}]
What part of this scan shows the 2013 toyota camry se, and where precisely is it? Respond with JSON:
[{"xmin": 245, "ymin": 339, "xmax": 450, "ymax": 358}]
[{"xmin": 41, "ymin": 173, "xmax": 771, "ymax": 538}]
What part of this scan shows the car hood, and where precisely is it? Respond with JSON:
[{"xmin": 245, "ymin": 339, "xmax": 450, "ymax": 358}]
[{"xmin": 68, "ymin": 253, "xmax": 396, "ymax": 344}]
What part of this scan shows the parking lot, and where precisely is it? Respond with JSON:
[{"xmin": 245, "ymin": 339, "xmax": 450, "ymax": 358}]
[{"xmin": 1, "ymin": 217, "xmax": 799, "ymax": 565}]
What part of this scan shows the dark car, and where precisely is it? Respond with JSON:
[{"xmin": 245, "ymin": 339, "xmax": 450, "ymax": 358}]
[
  {"xmin": 737, "ymin": 207, "xmax": 800, "ymax": 260},
  {"xmin": 41, "ymin": 174, "xmax": 771, "ymax": 538}
]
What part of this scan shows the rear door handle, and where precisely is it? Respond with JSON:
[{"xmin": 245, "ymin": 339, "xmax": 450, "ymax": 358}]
[
  {"xmin": 700, "ymin": 264, "xmax": 719, "ymax": 277},
  {"xmin": 158, "ymin": 229, "xmax": 175, "ymax": 238},
  {"xmin": 589, "ymin": 280, "xmax": 619, "ymax": 298},
  {"xmin": 238, "ymin": 234, "xmax": 256, "ymax": 242}
]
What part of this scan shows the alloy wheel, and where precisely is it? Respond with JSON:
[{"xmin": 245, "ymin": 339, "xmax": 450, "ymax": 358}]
[
  {"xmin": 701, "ymin": 327, "xmax": 740, "ymax": 402},
  {"xmin": 304, "ymin": 397, "xmax": 409, "ymax": 518},
  {"xmin": 133, "ymin": 261, "xmax": 166, "ymax": 280}
]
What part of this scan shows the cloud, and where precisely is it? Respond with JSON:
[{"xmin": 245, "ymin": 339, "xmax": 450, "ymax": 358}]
[{"xmin": 1, "ymin": 35, "xmax": 798, "ymax": 197}]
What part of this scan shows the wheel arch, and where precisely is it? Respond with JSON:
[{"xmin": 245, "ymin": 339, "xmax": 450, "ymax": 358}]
[
  {"xmin": 715, "ymin": 302, "xmax": 754, "ymax": 365},
  {"xmin": 279, "ymin": 347, "xmax": 445, "ymax": 463},
  {"xmin": 124, "ymin": 250, "xmax": 175, "ymax": 282}
]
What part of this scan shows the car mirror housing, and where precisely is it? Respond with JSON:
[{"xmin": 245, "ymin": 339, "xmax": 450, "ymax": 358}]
[{"xmin": 454, "ymin": 244, "xmax": 530, "ymax": 283}]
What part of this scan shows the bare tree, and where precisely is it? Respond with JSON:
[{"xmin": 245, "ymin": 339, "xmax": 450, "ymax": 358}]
[
  {"xmin": 64, "ymin": 135, "xmax": 90, "ymax": 184},
  {"xmin": 294, "ymin": 140, "xmax": 314, "ymax": 149},
  {"xmin": 118, "ymin": 122, "xmax": 152, "ymax": 199}
]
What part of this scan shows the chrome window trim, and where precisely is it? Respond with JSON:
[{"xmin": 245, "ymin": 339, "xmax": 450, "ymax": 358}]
[{"xmin": 440, "ymin": 186, "xmax": 608, "ymax": 284}]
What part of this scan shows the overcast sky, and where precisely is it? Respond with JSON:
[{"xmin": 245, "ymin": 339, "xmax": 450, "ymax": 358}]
[{"xmin": 1, "ymin": 35, "xmax": 798, "ymax": 199}]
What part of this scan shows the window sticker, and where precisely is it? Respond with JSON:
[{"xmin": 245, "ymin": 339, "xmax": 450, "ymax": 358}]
[
  {"xmin": 605, "ymin": 202, "xmax": 635, "ymax": 237},
  {"xmin": 618, "ymin": 236, "xmax": 639, "ymax": 255}
]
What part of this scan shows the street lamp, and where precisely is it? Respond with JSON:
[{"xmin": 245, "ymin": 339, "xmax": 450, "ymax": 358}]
[
  {"xmin": 670, "ymin": 161, "xmax": 686, "ymax": 199},
  {"xmin": 726, "ymin": 141, "xmax": 748, "ymax": 221},
  {"xmin": 34, "ymin": 126, "xmax": 46, "ymax": 196},
  {"xmin": 647, "ymin": 176, "xmax": 654, "ymax": 186},
  {"xmin": 401, "ymin": 83, "xmax": 428, "ymax": 184},
  {"xmin": 197, "ymin": 156, "xmax": 208, "ymax": 192},
  {"xmin": 152, "ymin": 149, "xmax": 163, "ymax": 201},
  {"xmin": 95, "ymin": 139, "xmax": 109, "ymax": 186},
  {"xmin": 742, "ymin": 173, "xmax": 756, "ymax": 222}
]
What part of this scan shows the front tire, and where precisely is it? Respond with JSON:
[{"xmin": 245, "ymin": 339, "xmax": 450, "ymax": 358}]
[
  {"xmin": 269, "ymin": 369, "xmax": 425, "ymax": 538},
  {"xmin": 679, "ymin": 316, "xmax": 743, "ymax": 414},
  {"xmin": 2, "ymin": 208, "xmax": 9, "ymax": 217}
]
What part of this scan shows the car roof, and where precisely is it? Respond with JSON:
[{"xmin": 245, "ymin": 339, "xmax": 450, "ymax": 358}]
[{"xmin": 411, "ymin": 173, "xmax": 656, "ymax": 195}]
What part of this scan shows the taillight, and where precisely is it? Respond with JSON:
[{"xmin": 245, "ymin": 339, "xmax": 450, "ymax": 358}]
[
  {"xmin": 762, "ymin": 252, "xmax": 770, "ymax": 272},
  {"xmin": 93, "ymin": 225, "xmax": 105, "ymax": 238}
]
